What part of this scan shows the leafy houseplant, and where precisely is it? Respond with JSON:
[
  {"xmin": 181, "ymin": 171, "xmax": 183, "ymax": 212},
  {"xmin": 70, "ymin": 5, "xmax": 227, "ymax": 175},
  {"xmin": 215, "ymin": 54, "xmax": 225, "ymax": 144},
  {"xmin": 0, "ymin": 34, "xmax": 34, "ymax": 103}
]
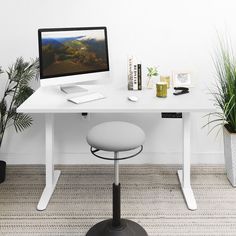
[
  {"xmin": 146, "ymin": 67, "xmax": 159, "ymax": 89},
  {"xmin": 207, "ymin": 38, "xmax": 236, "ymax": 186},
  {"xmin": 0, "ymin": 57, "xmax": 39, "ymax": 183}
]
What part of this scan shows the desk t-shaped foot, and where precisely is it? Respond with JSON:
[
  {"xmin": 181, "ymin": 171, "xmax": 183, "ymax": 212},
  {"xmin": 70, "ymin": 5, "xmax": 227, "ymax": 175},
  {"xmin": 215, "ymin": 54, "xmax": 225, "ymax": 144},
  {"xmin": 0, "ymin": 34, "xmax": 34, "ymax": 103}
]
[
  {"xmin": 177, "ymin": 112, "xmax": 197, "ymax": 211},
  {"xmin": 37, "ymin": 114, "xmax": 61, "ymax": 211}
]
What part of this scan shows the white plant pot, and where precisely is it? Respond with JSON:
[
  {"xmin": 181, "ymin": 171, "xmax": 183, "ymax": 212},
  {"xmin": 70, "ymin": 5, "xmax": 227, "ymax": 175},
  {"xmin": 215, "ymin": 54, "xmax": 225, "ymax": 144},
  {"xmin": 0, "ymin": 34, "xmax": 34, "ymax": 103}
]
[{"xmin": 223, "ymin": 126, "xmax": 236, "ymax": 187}]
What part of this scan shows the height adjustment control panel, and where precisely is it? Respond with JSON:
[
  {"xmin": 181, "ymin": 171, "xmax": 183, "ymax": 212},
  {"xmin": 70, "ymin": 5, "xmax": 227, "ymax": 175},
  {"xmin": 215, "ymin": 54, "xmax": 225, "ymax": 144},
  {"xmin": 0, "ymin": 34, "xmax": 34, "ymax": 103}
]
[{"xmin": 161, "ymin": 113, "xmax": 182, "ymax": 118}]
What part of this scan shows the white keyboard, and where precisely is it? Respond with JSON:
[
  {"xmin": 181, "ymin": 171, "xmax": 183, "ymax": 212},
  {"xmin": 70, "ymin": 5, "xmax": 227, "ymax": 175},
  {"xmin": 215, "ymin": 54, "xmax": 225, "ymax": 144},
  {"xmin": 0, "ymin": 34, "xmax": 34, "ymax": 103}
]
[{"xmin": 68, "ymin": 92, "xmax": 106, "ymax": 104}]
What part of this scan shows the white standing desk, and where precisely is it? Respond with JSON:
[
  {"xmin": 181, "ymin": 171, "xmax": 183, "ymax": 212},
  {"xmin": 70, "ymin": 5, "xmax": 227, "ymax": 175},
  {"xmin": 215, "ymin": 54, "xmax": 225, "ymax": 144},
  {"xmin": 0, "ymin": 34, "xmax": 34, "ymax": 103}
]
[{"xmin": 17, "ymin": 84, "xmax": 215, "ymax": 211}]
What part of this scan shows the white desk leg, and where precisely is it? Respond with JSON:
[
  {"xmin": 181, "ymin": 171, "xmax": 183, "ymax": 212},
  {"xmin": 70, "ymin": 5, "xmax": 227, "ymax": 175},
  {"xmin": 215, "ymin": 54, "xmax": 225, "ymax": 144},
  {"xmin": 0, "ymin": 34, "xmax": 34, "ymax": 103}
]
[
  {"xmin": 177, "ymin": 112, "xmax": 197, "ymax": 211},
  {"xmin": 37, "ymin": 114, "xmax": 61, "ymax": 211}
]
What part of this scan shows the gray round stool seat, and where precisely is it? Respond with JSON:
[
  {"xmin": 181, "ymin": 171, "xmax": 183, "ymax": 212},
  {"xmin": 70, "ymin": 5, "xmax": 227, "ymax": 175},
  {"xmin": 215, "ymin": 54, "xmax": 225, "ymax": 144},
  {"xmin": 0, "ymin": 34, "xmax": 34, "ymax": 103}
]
[
  {"xmin": 86, "ymin": 121, "xmax": 146, "ymax": 152},
  {"xmin": 86, "ymin": 121, "xmax": 148, "ymax": 236}
]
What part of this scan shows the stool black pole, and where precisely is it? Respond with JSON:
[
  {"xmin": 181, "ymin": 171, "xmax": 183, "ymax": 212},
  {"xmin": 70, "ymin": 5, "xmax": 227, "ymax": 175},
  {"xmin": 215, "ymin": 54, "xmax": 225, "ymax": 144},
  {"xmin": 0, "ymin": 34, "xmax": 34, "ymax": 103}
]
[
  {"xmin": 112, "ymin": 183, "xmax": 121, "ymax": 227},
  {"xmin": 86, "ymin": 152, "xmax": 148, "ymax": 236},
  {"xmin": 113, "ymin": 152, "xmax": 121, "ymax": 227}
]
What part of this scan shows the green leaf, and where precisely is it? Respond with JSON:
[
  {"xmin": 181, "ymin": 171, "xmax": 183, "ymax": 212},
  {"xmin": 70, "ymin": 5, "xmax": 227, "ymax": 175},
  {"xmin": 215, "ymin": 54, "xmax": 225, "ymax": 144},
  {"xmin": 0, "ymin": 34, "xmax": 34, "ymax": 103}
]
[
  {"xmin": 14, "ymin": 86, "xmax": 34, "ymax": 107},
  {"xmin": 13, "ymin": 113, "xmax": 33, "ymax": 133},
  {"xmin": 147, "ymin": 66, "xmax": 158, "ymax": 77},
  {"xmin": 202, "ymin": 118, "xmax": 225, "ymax": 129}
]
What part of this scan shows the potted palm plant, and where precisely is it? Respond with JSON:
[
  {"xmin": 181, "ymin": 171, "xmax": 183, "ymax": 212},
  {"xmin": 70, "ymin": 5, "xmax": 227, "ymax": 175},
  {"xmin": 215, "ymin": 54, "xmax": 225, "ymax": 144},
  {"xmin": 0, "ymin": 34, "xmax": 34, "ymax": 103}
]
[
  {"xmin": 0, "ymin": 57, "xmax": 39, "ymax": 183},
  {"xmin": 207, "ymin": 38, "xmax": 236, "ymax": 186}
]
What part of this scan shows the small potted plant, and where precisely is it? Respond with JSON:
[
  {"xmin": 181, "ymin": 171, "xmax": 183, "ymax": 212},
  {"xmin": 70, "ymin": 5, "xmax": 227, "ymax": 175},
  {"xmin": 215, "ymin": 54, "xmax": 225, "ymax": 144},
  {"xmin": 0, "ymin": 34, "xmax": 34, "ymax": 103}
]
[
  {"xmin": 146, "ymin": 67, "xmax": 159, "ymax": 89},
  {"xmin": 206, "ymin": 38, "xmax": 236, "ymax": 186},
  {"xmin": 0, "ymin": 57, "xmax": 39, "ymax": 183}
]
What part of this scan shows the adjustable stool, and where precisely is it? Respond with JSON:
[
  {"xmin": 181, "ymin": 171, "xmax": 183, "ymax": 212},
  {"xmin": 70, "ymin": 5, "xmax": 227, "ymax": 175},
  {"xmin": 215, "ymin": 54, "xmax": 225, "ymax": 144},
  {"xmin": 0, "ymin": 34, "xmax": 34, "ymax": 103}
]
[{"xmin": 86, "ymin": 121, "xmax": 148, "ymax": 236}]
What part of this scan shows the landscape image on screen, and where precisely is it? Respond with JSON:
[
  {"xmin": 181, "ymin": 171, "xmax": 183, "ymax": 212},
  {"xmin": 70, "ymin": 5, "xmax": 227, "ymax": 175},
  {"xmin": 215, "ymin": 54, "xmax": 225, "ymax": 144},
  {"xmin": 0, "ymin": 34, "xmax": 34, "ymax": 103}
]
[{"xmin": 41, "ymin": 29, "xmax": 108, "ymax": 77}]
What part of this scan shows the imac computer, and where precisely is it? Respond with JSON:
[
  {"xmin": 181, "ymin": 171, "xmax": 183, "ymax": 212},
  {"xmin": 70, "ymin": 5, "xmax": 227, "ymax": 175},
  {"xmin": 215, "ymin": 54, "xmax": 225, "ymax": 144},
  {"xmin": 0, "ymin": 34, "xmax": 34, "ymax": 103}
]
[{"xmin": 38, "ymin": 26, "xmax": 109, "ymax": 93}]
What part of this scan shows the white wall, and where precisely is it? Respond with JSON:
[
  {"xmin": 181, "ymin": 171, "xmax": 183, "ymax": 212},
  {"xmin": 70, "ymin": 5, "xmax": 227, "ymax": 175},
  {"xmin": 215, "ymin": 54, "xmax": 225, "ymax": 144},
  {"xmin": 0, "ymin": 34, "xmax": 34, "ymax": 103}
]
[{"xmin": 1, "ymin": 0, "xmax": 236, "ymax": 164}]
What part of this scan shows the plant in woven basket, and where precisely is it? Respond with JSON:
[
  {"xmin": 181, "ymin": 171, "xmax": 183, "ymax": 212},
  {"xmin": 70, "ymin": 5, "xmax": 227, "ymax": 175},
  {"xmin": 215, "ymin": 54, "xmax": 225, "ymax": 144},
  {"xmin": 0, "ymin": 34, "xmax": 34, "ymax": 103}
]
[{"xmin": 0, "ymin": 57, "xmax": 39, "ymax": 148}]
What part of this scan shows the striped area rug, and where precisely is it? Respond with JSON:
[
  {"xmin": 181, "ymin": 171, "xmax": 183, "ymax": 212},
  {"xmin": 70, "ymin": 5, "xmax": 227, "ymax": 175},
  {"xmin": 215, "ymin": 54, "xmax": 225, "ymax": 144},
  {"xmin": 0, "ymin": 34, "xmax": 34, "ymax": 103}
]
[{"xmin": 1, "ymin": 165, "xmax": 236, "ymax": 236}]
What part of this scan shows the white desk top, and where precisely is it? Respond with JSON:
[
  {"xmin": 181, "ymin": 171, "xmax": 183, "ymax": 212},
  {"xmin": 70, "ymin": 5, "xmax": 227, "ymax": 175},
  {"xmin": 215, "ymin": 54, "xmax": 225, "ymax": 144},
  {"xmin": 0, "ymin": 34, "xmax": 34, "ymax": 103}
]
[{"xmin": 17, "ymin": 85, "xmax": 215, "ymax": 113}]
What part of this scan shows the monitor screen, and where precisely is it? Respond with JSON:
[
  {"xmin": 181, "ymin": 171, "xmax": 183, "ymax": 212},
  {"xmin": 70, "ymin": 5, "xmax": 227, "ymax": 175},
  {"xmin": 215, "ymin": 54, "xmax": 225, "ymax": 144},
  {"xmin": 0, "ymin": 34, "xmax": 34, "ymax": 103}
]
[{"xmin": 38, "ymin": 27, "xmax": 109, "ymax": 79}]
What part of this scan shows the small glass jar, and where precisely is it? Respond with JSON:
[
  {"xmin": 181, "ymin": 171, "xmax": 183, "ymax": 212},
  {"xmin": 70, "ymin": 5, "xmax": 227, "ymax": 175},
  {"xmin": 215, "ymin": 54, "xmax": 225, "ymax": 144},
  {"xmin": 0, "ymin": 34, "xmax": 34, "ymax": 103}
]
[
  {"xmin": 160, "ymin": 76, "xmax": 170, "ymax": 89},
  {"xmin": 146, "ymin": 76, "xmax": 155, "ymax": 89}
]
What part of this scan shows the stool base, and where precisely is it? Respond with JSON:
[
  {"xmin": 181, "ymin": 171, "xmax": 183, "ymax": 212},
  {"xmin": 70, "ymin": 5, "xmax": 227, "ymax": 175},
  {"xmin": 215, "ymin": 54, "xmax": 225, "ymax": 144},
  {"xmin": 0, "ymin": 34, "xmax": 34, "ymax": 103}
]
[{"xmin": 86, "ymin": 219, "xmax": 148, "ymax": 236}]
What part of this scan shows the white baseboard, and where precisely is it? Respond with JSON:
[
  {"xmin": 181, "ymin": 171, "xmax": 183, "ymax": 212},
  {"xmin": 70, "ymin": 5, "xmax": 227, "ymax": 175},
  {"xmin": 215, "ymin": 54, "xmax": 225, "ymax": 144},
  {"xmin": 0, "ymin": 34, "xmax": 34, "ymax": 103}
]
[{"xmin": 0, "ymin": 151, "xmax": 224, "ymax": 165}]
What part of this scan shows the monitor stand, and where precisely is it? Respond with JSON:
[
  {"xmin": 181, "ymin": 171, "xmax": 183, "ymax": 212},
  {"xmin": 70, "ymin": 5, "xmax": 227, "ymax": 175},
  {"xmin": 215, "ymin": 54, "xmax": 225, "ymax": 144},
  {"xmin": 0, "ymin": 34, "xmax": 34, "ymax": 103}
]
[{"xmin": 60, "ymin": 84, "xmax": 88, "ymax": 94}]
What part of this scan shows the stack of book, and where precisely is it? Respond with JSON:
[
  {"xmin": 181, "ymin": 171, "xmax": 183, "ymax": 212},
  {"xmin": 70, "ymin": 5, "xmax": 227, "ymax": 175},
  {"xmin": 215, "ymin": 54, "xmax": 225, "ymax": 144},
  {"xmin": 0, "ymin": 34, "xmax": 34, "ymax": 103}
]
[{"xmin": 127, "ymin": 56, "xmax": 142, "ymax": 90}]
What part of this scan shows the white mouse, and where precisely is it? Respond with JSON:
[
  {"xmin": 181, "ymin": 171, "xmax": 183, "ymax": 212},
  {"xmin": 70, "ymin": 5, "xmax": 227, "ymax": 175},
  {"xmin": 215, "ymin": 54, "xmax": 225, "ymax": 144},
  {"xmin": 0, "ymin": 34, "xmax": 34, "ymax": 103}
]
[{"xmin": 128, "ymin": 96, "xmax": 138, "ymax": 102}]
